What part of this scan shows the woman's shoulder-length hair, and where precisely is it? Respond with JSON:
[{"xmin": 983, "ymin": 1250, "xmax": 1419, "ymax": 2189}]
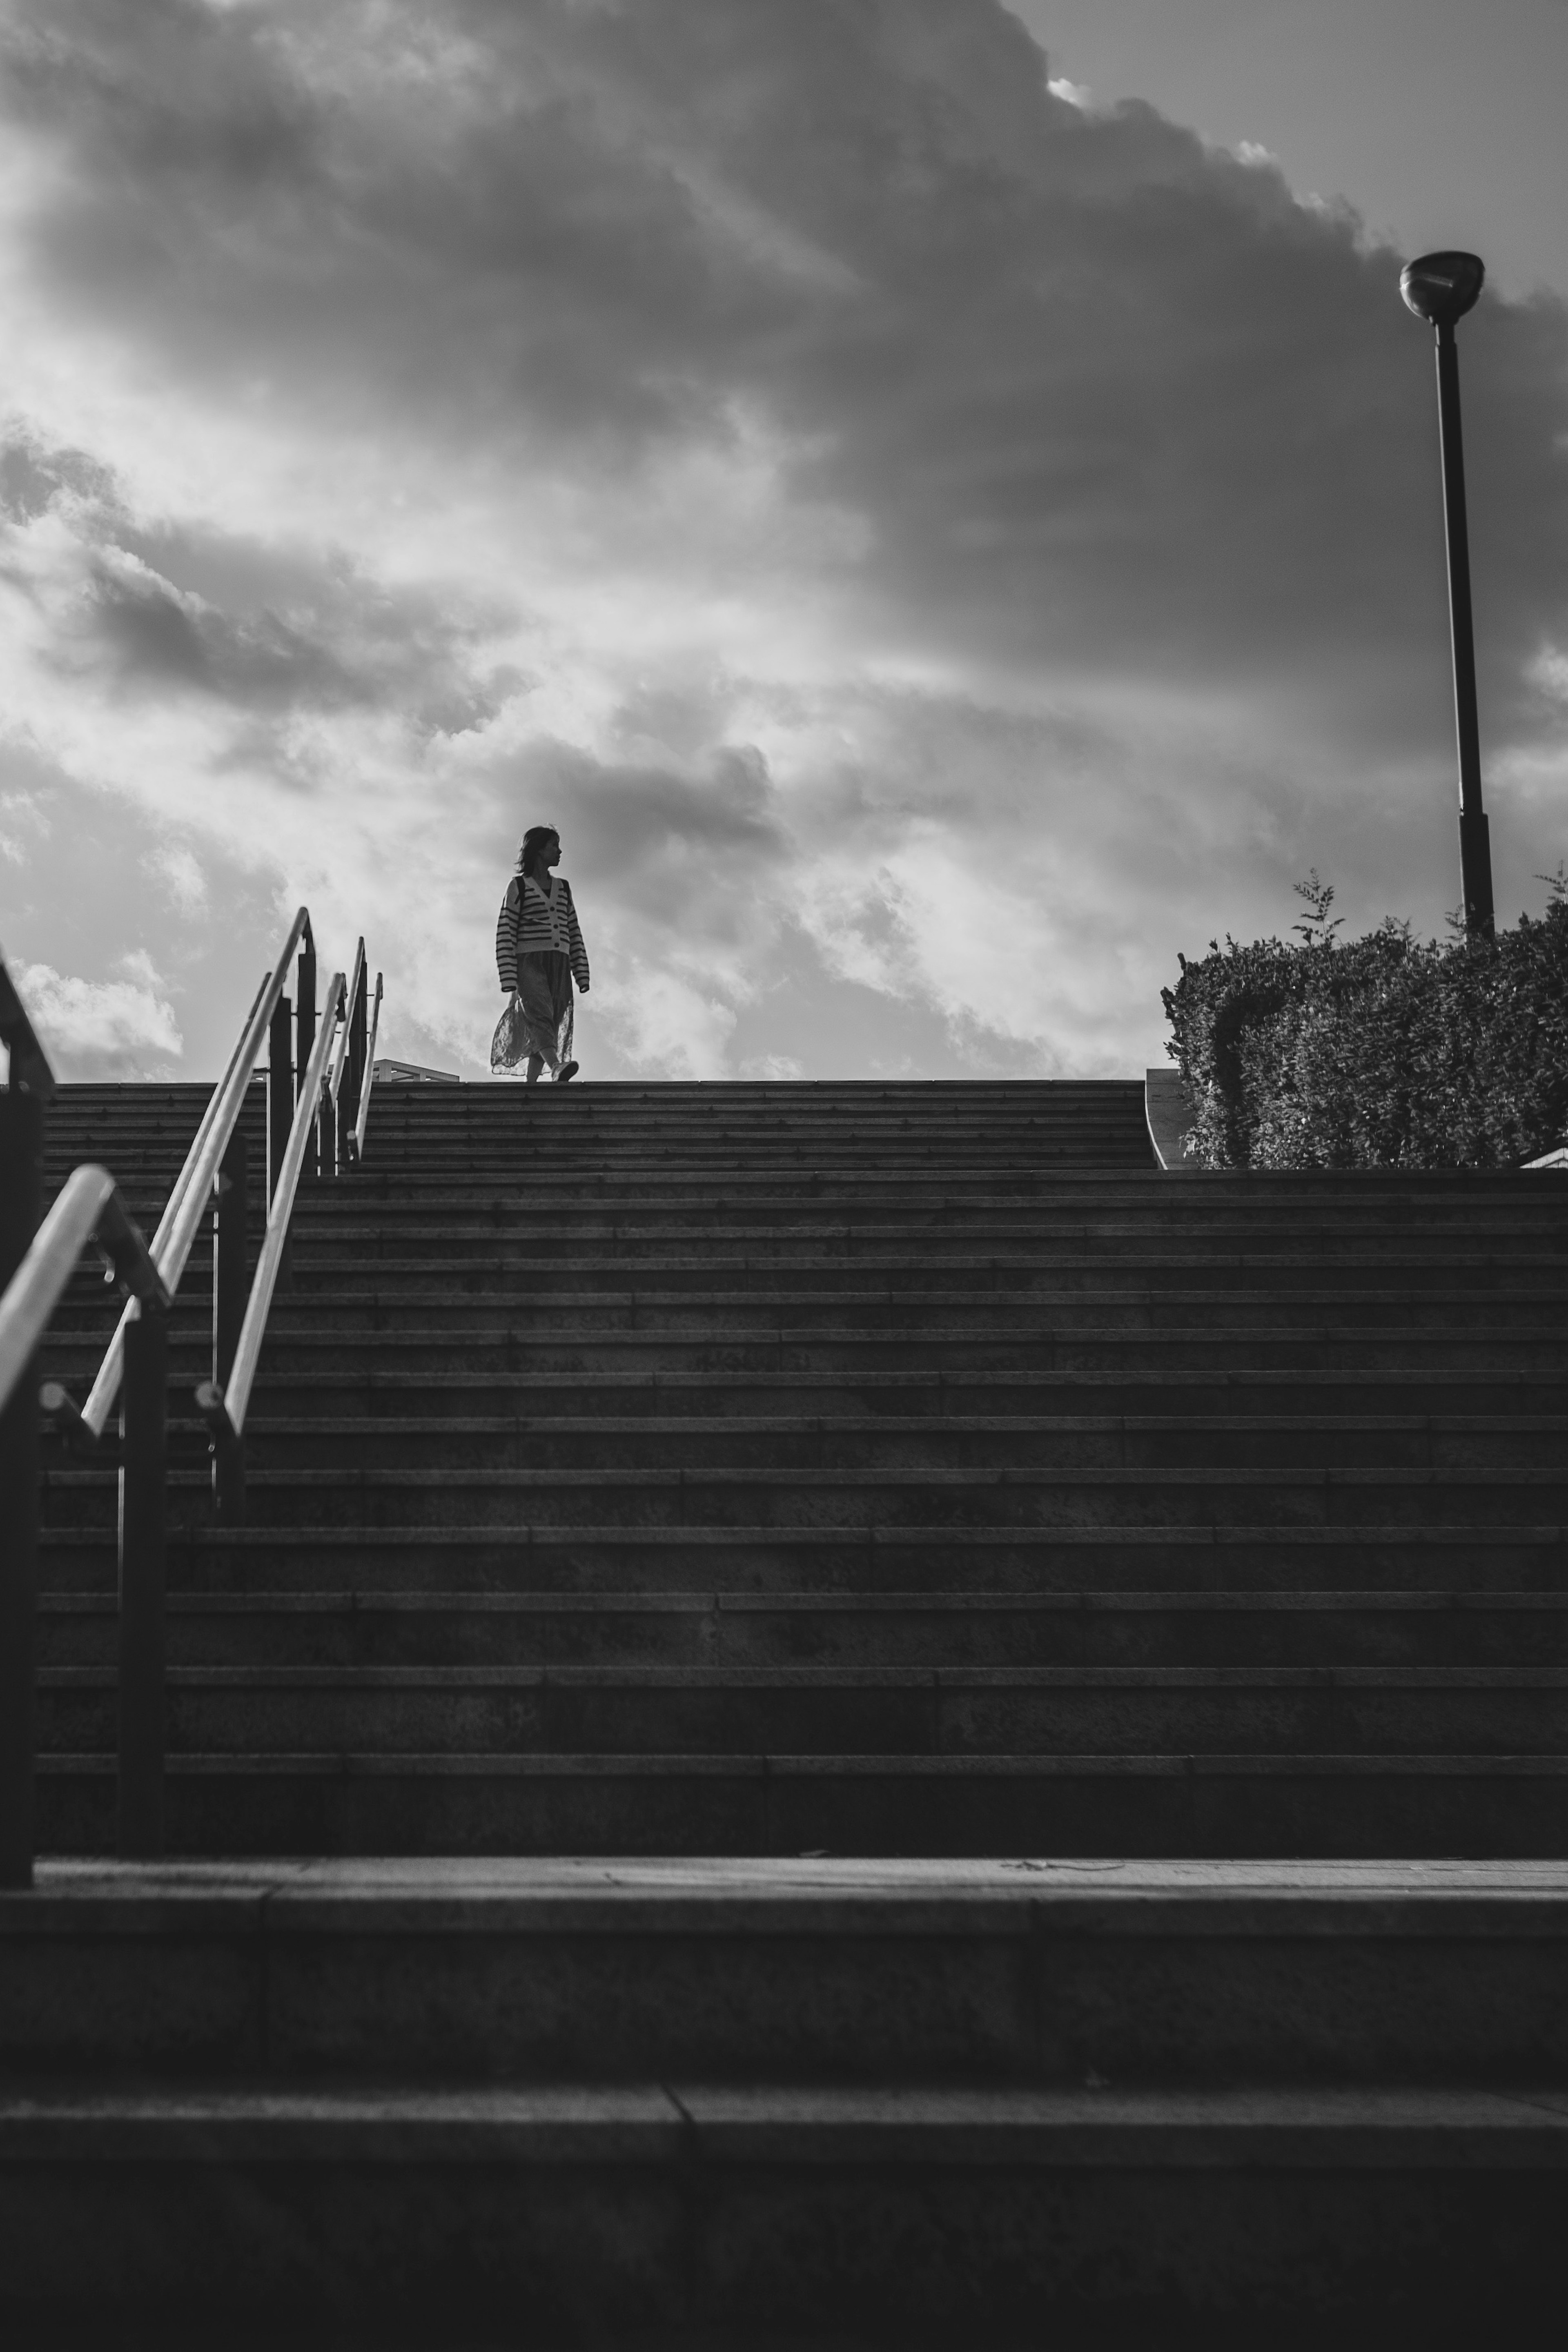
[{"xmin": 518, "ymin": 824, "xmax": 560, "ymax": 872}]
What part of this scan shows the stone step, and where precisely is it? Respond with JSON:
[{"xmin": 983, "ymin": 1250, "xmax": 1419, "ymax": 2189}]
[
  {"xmin": 44, "ymin": 1365, "xmax": 1568, "ymax": 1416},
  {"xmin": 0, "ymin": 2069, "xmax": 1559, "ymax": 2332},
  {"xmin": 34, "ymin": 1661, "xmax": 1568, "ymax": 1760},
  {"xmin": 36, "ymin": 1587, "xmax": 1568, "ymax": 1669},
  {"xmin": 46, "ymin": 1304, "xmax": 1568, "ymax": 1356},
  {"xmin": 30, "ymin": 1748, "xmax": 1568, "ymax": 1857},
  {"xmin": 276, "ymin": 1243, "xmax": 1568, "ymax": 1283},
  {"xmin": 38, "ymin": 1323, "xmax": 1568, "ymax": 1375},
  {"xmin": 309, "ymin": 1172, "xmax": 1554, "ymax": 1206},
  {"xmin": 280, "ymin": 1200, "xmax": 1568, "ymax": 1238},
  {"xmin": 39, "ymin": 1461, "xmax": 1568, "ymax": 1529},
  {"xmin": 277, "ymin": 1174, "xmax": 1564, "ymax": 1205},
  {"xmin": 158, "ymin": 1408, "xmax": 1568, "ymax": 1473},
  {"xmin": 5, "ymin": 1857, "xmax": 1563, "ymax": 2081},
  {"xmin": 34, "ymin": 1408, "xmax": 1553, "ymax": 1483},
  {"xmin": 40, "ymin": 1523, "xmax": 1564, "ymax": 1594}
]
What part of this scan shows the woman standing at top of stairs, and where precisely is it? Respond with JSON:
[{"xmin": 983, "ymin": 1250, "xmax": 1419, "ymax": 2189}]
[{"xmin": 492, "ymin": 823, "xmax": 591, "ymax": 1085}]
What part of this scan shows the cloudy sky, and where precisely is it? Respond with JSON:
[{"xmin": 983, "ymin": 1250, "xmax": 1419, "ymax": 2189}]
[{"xmin": 2, "ymin": 0, "xmax": 1566, "ymax": 1085}]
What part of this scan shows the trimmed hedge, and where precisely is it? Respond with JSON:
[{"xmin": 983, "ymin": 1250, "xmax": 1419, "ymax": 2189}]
[{"xmin": 1161, "ymin": 878, "xmax": 1568, "ymax": 1170}]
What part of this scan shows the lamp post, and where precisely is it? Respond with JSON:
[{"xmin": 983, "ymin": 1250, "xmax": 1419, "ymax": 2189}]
[{"xmin": 1400, "ymin": 249, "xmax": 1494, "ymax": 940}]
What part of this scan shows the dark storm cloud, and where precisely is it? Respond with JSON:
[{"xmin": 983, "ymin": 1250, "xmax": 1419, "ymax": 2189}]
[
  {"xmin": 503, "ymin": 734, "xmax": 788, "ymax": 949},
  {"xmin": 0, "ymin": 0, "xmax": 788, "ymax": 450},
  {"xmin": 7, "ymin": 0, "xmax": 1566, "ymax": 766},
  {"xmin": 6, "ymin": 0, "xmax": 1561, "ymax": 753},
  {"xmin": 1, "ymin": 423, "xmax": 518, "ymax": 734},
  {"xmin": 7, "ymin": 0, "xmax": 1568, "ymax": 1067}
]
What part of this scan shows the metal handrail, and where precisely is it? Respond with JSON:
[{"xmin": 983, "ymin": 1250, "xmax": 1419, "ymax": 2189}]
[
  {"xmin": 319, "ymin": 938, "xmax": 365, "ymax": 1177},
  {"xmin": 0, "ymin": 1167, "xmax": 169, "ymax": 1417},
  {"xmin": 330, "ymin": 937, "xmax": 365, "ymax": 1107},
  {"xmin": 78, "ymin": 909, "xmax": 309, "ymax": 1438},
  {"xmin": 4, "ymin": 922, "xmax": 375, "ymax": 1870},
  {"xmin": 351, "ymin": 972, "xmax": 384, "ymax": 1163},
  {"xmin": 198, "ymin": 970, "xmax": 345, "ymax": 1480},
  {"xmin": 0, "ymin": 1125, "xmax": 170, "ymax": 1880},
  {"xmin": 140, "ymin": 969, "xmax": 268, "ymax": 1256}
]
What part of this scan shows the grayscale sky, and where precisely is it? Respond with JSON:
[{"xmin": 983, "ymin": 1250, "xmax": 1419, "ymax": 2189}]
[{"xmin": 2, "ymin": 0, "xmax": 1565, "ymax": 1083}]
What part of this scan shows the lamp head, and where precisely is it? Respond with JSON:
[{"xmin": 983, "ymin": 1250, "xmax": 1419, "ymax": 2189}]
[{"xmin": 1400, "ymin": 251, "xmax": 1485, "ymax": 328}]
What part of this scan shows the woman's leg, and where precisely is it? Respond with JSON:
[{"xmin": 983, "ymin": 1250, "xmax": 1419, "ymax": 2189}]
[{"xmin": 526, "ymin": 1054, "xmax": 544, "ymax": 1086}]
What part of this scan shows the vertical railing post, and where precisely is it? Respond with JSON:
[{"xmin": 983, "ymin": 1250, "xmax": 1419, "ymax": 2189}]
[
  {"xmin": 268, "ymin": 991, "xmax": 293, "ymax": 1294},
  {"xmin": 118, "ymin": 1298, "xmax": 167, "ymax": 1860},
  {"xmin": 296, "ymin": 935, "xmax": 317, "ymax": 1180},
  {"xmin": 0, "ymin": 1084, "xmax": 44, "ymax": 1888},
  {"xmin": 268, "ymin": 993, "xmax": 292, "ymax": 1203},
  {"xmin": 211, "ymin": 1129, "xmax": 247, "ymax": 1525},
  {"xmin": 348, "ymin": 945, "xmax": 368, "ymax": 1125},
  {"xmin": 319, "ymin": 1067, "xmax": 338, "ymax": 1180}
]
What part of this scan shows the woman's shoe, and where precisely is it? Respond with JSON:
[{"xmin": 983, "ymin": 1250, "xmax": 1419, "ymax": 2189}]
[{"xmin": 557, "ymin": 1061, "xmax": 579, "ymax": 1082}]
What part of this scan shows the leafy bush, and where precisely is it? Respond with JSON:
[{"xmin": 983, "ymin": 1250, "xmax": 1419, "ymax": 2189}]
[{"xmin": 1162, "ymin": 873, "xmax": 1568, "ymax": 1169}]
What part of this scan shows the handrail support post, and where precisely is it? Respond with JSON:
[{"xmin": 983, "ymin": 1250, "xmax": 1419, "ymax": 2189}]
[
  {"xmin": 349, "ymin": 946, "xmax": 368, "ymax": 1123},
  {"xmin": 267, "ymin": 994, "xmax": 294, "ymax": 1293},
  {"xmin": 213, "ymin": 1132, "xmax": 248, "ymax": 1390},
  {"xmin": 296, "ymin": 936, "xmax": 318, "ymax": 1179},
  {"xmin": 212, "ymin": 1417, "xmax": 245, "ymax": 1527},
  {"xmin": 321, "ymin": 1072, "xmax": 338, "ymax": 1180},
  {"xmin": 118, "ymin": 1299, "xmax": 167, "ymax": 1860},
  {"xmin": 212, "ymin": 1130, "xmax": 249, "ymax": 1523}
]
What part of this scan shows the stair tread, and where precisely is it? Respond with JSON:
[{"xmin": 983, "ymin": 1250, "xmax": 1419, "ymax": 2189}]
[
  {"xmin": 39, "ymin": 1588, "xmax": 1568, "ymax": 1612},
  {"xmin": 0, "ymin": 2078, "xmax": 1563, "ymax": 2158},
  {"xmin": 34, "ymin": 1748, "xmax": 1568, "ymax": 1775},
  {"xmin": 21, "ymin": 1851, "xmax": 1568, "ymax": 1910},
  {"xmin": 40, "ymin": 1661, "xmax": 1568, "ymax": 1687}
]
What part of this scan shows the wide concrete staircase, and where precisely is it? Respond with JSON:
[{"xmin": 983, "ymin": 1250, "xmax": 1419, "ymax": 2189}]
[
  {"xmin": 31, "ymin": 1076, "xmax": 1568, "ymax": 1860},
  {"xmin": 7, "ymin": 1076, "xmax": 1566, "ymax": 2337}
]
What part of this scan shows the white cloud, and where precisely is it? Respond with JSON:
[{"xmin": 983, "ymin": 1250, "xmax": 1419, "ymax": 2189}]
[
  {"xmin": 1047, "ymin": 76, "xmax": 1091, "ymax": 108},
  {"xmin": 0, "ymin": 783, "xmax": 51, "ymax": 865},
  {"xmin": 597, "ymin": 961, "xmax": 740, "ymax": 1080},
  {"xmin": 16, "ymin": 958, "xmax": 183, "ymax": 1078},
  {"xmin": 143, "ymin": 841, "xmax": 208, "ymax": 913},
  {"xmin": 0, "ymin": 0, "xmax": 1564, "ymax": 1085}
]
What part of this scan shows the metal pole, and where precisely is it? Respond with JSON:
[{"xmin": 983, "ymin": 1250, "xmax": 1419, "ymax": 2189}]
[
  {"xmin": 1433, "ymin": 321, "xmax": 1495, "ymax": 940},
  {"xmin": 1402, "ymin": 252, "xmax": 1494, "ymax": 943},
  {"xmin": 211, "ymin": 1129, "xmax": 247, "ymax": 1524},
  {"xmin": 0, "ymin": 1087, "xmax": 43, "ymax": 1887},
  {"xmin": 268, "ymin": 991, "xmax": 293, "ymax": 1294},
  {"xmin": 118, "ymin": 1299, "xmax": 167, "ymax": 1859},
  {"xmin": 348, "ymin": 945, "xmax": 368, "ymax": 1123},
  {"xmin": 319, "ymin": 1071, "xmax": 337, "ymax": 1181},
  {"xmin": 296, "ymin": 935, "xmax": 317, "ymax": 1179},
  {"xmin": 268, "ymin": 993, "xmax": 292, "ymax": 1204}
]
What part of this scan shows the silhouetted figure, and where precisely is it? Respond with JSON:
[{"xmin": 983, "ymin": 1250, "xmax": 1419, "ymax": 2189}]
[{"xmin": 492, "ymin": 825, "xmax": 590, "ymax": 1084}]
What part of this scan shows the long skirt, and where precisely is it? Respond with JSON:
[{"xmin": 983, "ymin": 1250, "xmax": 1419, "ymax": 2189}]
[{"xmin": 491, "ymin": 950, "xmax": 574, "ymax": 1076}]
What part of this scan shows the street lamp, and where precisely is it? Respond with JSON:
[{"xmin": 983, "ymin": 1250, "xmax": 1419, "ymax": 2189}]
[{"xmin": 1400, "ymin": 249, "xmax": 1494, "ymax": 940}]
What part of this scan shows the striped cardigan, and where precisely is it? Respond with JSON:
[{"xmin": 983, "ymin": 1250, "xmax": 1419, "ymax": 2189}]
[{"xmin": 495, "ymin": 871, "xmax": 590, "ymax": 995}]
